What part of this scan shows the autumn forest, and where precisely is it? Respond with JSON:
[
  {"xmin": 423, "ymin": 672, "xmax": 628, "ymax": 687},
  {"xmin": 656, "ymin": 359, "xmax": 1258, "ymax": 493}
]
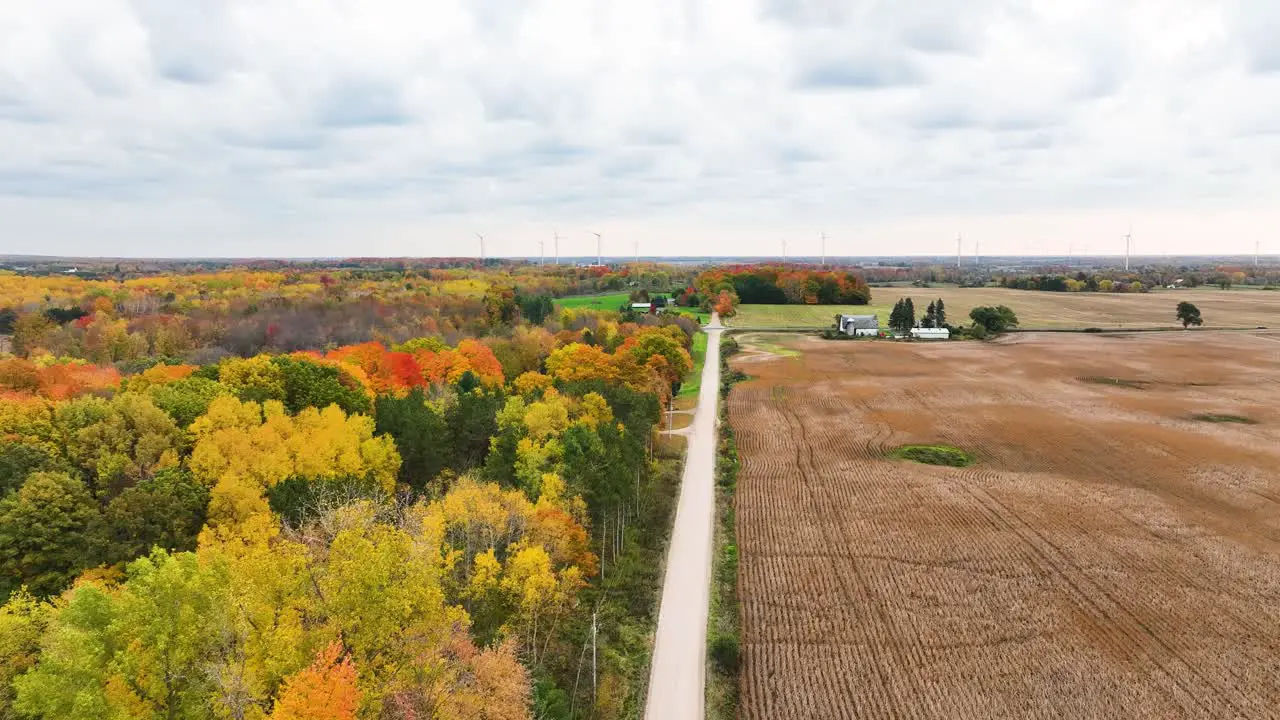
[{"xmin": 0, "ymin": 261, "xmax": 707, "ymax": 720}]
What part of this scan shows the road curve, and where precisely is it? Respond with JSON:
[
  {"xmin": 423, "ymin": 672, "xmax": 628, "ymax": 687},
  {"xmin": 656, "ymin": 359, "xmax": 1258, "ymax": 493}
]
[{"xmin": 645, "ymin": 312, "xmax": 724, "ymax": 720}]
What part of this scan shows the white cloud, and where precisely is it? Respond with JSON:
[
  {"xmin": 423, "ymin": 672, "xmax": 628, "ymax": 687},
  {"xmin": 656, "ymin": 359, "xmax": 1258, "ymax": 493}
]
[{"xmin": 0, "ymin": 0, "xmax": 1277, "ymax": 258}]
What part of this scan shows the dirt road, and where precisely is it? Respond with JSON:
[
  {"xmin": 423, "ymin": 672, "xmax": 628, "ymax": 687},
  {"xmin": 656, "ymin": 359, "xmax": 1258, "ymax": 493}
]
[{"xmin": 645, "ymin": 313, "xmax": 724, "ymax": 720}]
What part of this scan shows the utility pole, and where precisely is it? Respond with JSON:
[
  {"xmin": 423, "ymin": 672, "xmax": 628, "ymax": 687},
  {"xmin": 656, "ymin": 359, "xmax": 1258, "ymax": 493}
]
[
  {"xmin": 594, "ymin": 232, "xmax": 602, "ymax": 267},
  {"xmin": 820, "ymin": 232, "xmax": 827, "ymax": 267},
  {"xmin": 476, "ymin": 233, "xmax": 485, "ymax": 265},
  {"xmin": 591, "ymin": 609, "xmax": 598, "ymax": 704}
]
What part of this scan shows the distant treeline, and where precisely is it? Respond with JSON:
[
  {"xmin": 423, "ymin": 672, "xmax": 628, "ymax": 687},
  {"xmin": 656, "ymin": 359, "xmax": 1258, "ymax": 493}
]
[{"xmin": 693, "ymin": 265, "xmax": 871, "ymax": 306}]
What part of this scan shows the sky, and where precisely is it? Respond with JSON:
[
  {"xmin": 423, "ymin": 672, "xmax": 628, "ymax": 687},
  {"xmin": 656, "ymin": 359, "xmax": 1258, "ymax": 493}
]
[{"xmin": 2, "ymin": 0, "xmax": 1278, "ymax": 259}]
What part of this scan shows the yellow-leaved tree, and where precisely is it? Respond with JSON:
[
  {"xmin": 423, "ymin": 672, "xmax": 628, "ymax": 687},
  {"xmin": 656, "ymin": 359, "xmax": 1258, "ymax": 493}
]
[{"xmin": 188, "ymin": 396, "xmax": 400, "ymax": 530}]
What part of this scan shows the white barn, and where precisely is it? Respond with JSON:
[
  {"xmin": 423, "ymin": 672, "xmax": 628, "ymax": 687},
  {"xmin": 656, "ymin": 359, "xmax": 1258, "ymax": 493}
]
[
  {"xmin": 910, "ymin": 327, "xmax": 950, "ymax": 340},
  {"xmin": 837, "ymin": 314, "xmax": 879, "ymax": 337}
]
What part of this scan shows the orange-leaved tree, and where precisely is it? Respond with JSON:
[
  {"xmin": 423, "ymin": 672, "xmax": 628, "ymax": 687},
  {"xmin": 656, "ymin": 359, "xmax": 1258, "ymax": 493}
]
[{"xmin": 270, "ymin": 642, "xmax": 361, "ymax": 720}]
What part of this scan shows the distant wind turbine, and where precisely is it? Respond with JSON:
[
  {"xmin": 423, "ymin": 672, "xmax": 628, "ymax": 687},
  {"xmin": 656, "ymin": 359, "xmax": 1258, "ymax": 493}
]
[
  {"xmin": 782, "ymin": 239, "xmax": 788, "ymax": 262},
  {"xmin": 820, "ymin": 232, "xmax": 828, "ymax": 267},
  {"xmin": 1124, "ymin": 227, "xmax": 1132, "ymax": 271},
  {"xmin": 538, "ymin": 237, "xmax": 545, "ymax": 266},
  {"xmin": 593, "ymin": 232, "xmax": 602, "ymax": 267},
  {"xmin": 476, "ymin": 233, "xmax": 486, "ymax": 264},
  {"xmin": 554, "ymin": 231, "xmax": 562, "ymax": 265},
  {"xmin": 956, "ymin": 232, "xmax": 963, "ymax": 269}
]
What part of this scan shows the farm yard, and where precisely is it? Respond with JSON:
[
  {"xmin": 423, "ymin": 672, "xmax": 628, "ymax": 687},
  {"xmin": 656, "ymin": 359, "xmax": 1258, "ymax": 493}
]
[
  {"xmin": 726, "ymin": 286, "xmax": 1280, "ymax": 329},
  {"xmin": 727, "ymin": 330, "xmax": 1280, "ymax": 718}
]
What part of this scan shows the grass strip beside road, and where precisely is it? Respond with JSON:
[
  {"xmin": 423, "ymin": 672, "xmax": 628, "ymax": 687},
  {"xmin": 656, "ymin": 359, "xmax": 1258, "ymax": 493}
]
[{"xmin": 677, "ymin": 331, "xmax": 708, "ymax": 401}]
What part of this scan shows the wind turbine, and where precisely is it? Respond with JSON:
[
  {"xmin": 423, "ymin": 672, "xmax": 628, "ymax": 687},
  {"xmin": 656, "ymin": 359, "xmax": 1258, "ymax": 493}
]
[
  {"xmin": 476, "ymin": 233, "xmax": 486, "ymax": 264},
  {"xmin": 634, "ymin": 237, "xmax": 639, "ymax": 265},
  {"xmin": 956, "ymin": 232, "xmax": 963, "ymax": 269},
  {"xmin": 782, "ymin": 238, "xmax": 788, "ymax": 262},
  {"xmin": 1124, "ymin": 227, "xmax": 1132, "ymax": 271},
  {"xmin": 554, "ymin": 231, "xmax": 562, "ymax": 265},
  {"xmin": 820, "ymin": 232, "xmax": 828, "ymax": 267},
  {"xmin": 539, "ymin": 237, "xmax": 545, "ymax": 266},
  {"xmin": 1256, "ymin": 239, "xmax": 1260, "ymax": 267},
  {"xmin": 593, "ymin": 232, "xmax": 602, "ymax": 266}
]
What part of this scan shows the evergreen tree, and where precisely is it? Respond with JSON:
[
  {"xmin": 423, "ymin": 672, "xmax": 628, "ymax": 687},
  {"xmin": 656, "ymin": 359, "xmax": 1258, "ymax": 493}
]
[
  {"xmin": 375, "ymin": 389, "xmax": 451, "ymax": 494},
  {"xmin": 935, "ymin": 298, "xmax": 946, "ymax": 327}
]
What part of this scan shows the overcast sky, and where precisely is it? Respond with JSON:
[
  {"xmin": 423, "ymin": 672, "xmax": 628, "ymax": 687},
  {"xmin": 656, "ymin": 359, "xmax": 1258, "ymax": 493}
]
[{"xmin": 2, "ymin": 0, "xmax": 1278, "ymax": 259}]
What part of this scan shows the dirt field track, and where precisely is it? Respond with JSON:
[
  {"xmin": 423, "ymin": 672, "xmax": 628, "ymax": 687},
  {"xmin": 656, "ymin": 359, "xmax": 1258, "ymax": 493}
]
[{"xmin": 728, "ymin": 331, "xmax": 1280, "ymax": 719}]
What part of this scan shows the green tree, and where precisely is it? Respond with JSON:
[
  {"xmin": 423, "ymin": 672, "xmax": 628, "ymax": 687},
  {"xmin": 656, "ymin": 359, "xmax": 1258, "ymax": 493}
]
[
  {"xmin": 446, "ymin": 387, "xmax": 502, "ymax": 470},
  {"xmin": 1176, "ymin": 301, "xmax": 1203, "ymax": 328},
  {"xmin": 0, "ymin": 472, "xmax": 100, "ymax": 599},
  {"xmin": 99, "ymin": 468, "xmax": 209, "ymax": 566},
  {"xmin": 0, "ymin": 589, "xmax": 51, "ymax": 718},
  {"xmin": 889, "ymin": 298, "xmax": 916, "ymax": 334},
  {"xmin": 14, "ymin": 550, "xmax": 229, "ymax": 719},
  {"xmin": 148, "ymin": 375, "xmax": 229, "ymax": 428},
  {"xmin": 54, "ymin": 393, "xmax": 183, "ymax": 498},
  {"xmin": 0, "ymin": 443, "xmax": 66, "ymax": 498},
  {"xmin": 375, "ymin": 389, "xmax": 451, "ymax": 494},
  {"xmin": 272, "ymin": 356, "xmax": 371, "ymax": 416},
  {"xmin": 922, "ymin": 301, "xmax": 937, "ymax": 328},
  {"xmin": 969, "ymin": 305, "xmax": 1019, "ymax": 333},
  {"xmin": 934, "ymin": 298, "xmax": 946, "ymax": 327}
]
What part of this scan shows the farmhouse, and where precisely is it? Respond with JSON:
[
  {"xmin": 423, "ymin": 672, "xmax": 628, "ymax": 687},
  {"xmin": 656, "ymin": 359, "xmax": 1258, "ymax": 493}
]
[
  {"xmin": 837, "ymin": 314, "xmax": 879, "ymax": 337},
  {"xmin": 910, "ymin": 327, "xmax": 951, "ymax": 340}
]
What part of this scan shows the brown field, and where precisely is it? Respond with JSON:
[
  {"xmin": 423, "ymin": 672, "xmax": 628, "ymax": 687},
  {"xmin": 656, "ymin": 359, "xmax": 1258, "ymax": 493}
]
[
  {"xmin": 728, "ymin": 286, "xmax": 1280, "ymax": 329},
  {"xmin": 728, "ymin": 331, "xmax": 1280, "ymax": 718}
]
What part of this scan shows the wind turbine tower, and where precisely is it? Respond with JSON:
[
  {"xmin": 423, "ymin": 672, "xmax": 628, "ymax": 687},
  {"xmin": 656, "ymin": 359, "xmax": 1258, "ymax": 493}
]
[
  {"xmin": 956, "ymin": 233, "xmax": 963, "ymax": 269},
  {"xmin": 554, "ymin": 232, "xmax": 562, "ymax": 265},
  {"xmin": 476, "ymin": 233, "xmax": 486, "ymax": 264},
  {"xmin": 1124, "ymin": 228, "xmax": 1132, "ymax": 271},
  {"xmin": 820, "ymin": 232, "xmax": 828, "ymax": 267},
  {"xmin": 782, "ymin": 238, "xmax": 788, "ymax": 262},
  {"xmin": 538, "ymin": 237, "xmax": 545, "ymax": 266},
  {"xmin": 594, "ymin": 232, "xmax": 602, "ymax": 267},
  {"xmin": 634, "ymin": 238, "xmax": 639, "ymax": 264},
  {"xmin": 1256, "ymin": 239, "xmax": 1260, "ymax": 267}
]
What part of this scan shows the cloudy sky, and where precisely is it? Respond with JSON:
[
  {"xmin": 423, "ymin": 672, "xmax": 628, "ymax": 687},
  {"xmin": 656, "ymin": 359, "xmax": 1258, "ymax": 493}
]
[{"xmin": 2, "ymin": 0, "xmax": 1278, "ymax": 259}]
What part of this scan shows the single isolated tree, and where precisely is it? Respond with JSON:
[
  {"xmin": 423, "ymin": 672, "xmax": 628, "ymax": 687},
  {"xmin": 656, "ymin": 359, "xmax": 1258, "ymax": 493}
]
[{"xmin": 1176, "ymin": 301, "xmax": 1203, "ymax": 328}]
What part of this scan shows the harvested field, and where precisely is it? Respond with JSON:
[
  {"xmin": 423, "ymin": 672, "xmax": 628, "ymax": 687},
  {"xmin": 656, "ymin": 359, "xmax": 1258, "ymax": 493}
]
[
  {"xmin": 727, "ymin": 286, "xmax": 1280, "ymax": 329},
  {"xmin": 728, "ymin": 330, "xmax": 1280, "ymax": 719}
]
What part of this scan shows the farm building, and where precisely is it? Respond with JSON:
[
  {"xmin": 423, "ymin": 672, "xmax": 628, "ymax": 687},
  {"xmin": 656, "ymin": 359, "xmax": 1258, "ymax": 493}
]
[
  {"xmin": 631, "ymin": 302, "xmax": 653, "ymax": 312},
  {"xmin": 910, "ymin": 327, "xmax": 951, "ymax": 340},
  {"xmin": 837, "ymin": 314, "xmax": 879, "ymax": 337}
]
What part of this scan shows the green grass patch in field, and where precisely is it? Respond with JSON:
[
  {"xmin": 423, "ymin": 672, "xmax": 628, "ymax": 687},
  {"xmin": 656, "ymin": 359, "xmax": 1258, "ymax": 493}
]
[
  {"xmin": 889, "ymin": 444, "xmax": 975, "ymax": 467},
  {"xmin": 553, "ymin": 292, "xmax": 631, "ymax": 310},
  {"xmin": 677, "ymin": 332, "xmax": 708, "ymax": 400},
  {"xmin": 1078, "ymin": 376, "xmax": 1151, "ymax": 390},
  {"xmin": 1191, "ymin": 413, "xmax": 1257, "ymax": 424}
]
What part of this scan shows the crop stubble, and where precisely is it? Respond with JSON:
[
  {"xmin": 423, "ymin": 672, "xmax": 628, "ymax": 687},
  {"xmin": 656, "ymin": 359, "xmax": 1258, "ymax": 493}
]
[{"xmin": 729, "ymin": 331, "xmax": 1280, "ymax": 719}]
